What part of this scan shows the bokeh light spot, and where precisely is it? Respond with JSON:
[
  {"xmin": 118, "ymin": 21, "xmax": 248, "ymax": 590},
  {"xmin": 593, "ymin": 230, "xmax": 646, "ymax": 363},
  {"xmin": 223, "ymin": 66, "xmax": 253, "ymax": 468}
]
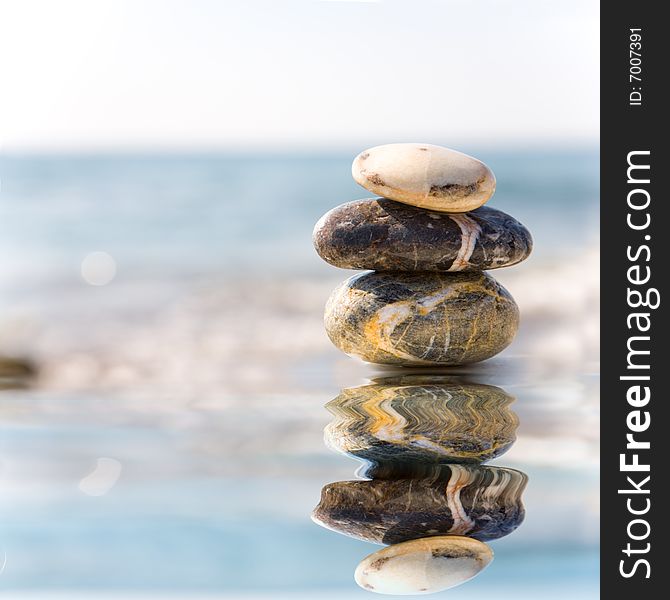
[
  {"xmin": 78, "ymin": 457, "xmax": 122, "ymax": 496},
  {"xmin": 81, "ymin": 251, "xmax": 117, "ymax": 286}
]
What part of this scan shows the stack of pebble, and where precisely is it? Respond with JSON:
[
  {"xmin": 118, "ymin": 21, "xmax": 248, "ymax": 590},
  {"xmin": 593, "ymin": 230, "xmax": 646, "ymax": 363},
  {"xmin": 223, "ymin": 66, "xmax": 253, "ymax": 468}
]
[{"xmin": 313, "ymin": 143, "xmax": 533, "ymax": 366}]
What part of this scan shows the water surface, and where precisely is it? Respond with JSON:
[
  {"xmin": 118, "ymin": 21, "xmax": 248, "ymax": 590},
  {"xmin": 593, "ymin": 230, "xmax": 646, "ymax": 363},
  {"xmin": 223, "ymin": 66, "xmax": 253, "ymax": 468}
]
[{"xmin": 0, "ymin": 150, "xmax": 598, "ymax": 598}]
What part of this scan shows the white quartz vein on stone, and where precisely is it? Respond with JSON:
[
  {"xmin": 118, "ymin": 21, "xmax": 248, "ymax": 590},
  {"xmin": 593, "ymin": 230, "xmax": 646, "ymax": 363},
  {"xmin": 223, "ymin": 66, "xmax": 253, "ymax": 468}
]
[
  {"xmin": 447, "ymin": 214, "xmax": 482, "ymax": 272},
  {"xmin": 445, "ymin": 465, "xmax": 476, "ymax": 534},
  {"xmin": 372, "ymin": 302, "xmax": 437, "ymax": 364}
]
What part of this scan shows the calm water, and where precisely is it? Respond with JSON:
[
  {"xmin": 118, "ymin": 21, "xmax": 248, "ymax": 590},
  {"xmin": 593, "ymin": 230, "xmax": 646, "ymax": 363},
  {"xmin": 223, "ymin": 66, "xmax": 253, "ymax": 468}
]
[
  {"xmin": 0, "ymin": 150, "xmax": 598, "ymax": 598},
  {"xmin": 0, "ymin": 149, "xmax": 598, "ymax": 289}
]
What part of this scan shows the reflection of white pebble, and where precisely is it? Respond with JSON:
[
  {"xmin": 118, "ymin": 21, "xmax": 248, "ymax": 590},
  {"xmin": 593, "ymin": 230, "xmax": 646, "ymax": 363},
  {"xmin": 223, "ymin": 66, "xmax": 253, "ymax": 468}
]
[
  {"xmin": 81, "ymin": 252, "xmax": 117, "ymax": 286},
  {"xmin": 79, "ymin": 458, "xmax": 122, "ymax": 496}
]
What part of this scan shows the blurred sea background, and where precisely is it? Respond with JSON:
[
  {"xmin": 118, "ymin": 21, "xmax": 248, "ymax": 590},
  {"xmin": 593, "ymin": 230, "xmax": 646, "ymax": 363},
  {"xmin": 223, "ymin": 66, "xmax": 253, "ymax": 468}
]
[
  {"xmin": 0, "ymin": 0, "xmax": 599, "ymax": 598},
  {"xmin": 0, "ymin": 149, "xmax": 599, "ymax": 598}
]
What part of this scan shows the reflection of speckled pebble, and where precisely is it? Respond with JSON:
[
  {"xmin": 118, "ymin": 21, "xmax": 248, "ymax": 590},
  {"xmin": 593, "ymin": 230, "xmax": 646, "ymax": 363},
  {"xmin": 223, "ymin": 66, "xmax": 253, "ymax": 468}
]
[
  {"xmin": 312, "ymin": 464, "xmax": 527, "ymax": 544},
  {"xmin": 313, "ymin": 199, "xmax": 532, "ymax": 272},
  {"xmin": 324, "ymin": 271, "xmax": 519, "ymax": 366},
  {"xmin": 352, "ymin": 143, "xmax": 495, "ymax": 213},
  {"xmin": 325, "ymin": 376, "xmax": 518, "ymax": 464},
  {"xmin": 354, "ymin": 536, "xmax": 493, "ymax": 595}
]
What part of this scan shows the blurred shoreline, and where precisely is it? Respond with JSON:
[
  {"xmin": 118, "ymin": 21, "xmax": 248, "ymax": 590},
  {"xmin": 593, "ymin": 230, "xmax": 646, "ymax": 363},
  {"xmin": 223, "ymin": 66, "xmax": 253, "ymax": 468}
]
[{"xmin": 1, "ymin": 246, "xmax": 599, "ymax": 395}]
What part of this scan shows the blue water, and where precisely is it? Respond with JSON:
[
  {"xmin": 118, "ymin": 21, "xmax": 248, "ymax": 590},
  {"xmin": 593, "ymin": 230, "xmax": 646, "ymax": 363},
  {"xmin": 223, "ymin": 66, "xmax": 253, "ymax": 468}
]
[
  {"xmin": 0, "ymin": 389, "xmax": 598, "ymax": 596},
  {"xmin": 0, "ymin": 149, "xmax": 598, "ymax": 287},
  {"xmin": 0, "ymin": 151, "xmax": 599, "ymax": 597}
]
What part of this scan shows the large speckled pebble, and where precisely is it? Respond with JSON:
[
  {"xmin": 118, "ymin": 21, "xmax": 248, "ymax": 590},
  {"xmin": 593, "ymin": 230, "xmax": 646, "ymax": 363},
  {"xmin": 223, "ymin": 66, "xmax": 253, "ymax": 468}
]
[
  {"xmin": 325, "ymin": 376, "xmax": 518, "ymax": 465},
  {"xmin": 313, "ymin": 199, "xmax": 532, "ymax": 272},
  {"xmin": 354, "ymin": 536, "xmax": 493, "ymax": 595},
  {"xmin": 324, "ymin": 271, "xmax": 519, "ymax": 366},
  {"xmin": 352, "ymin": 144, "xmax": 496, "ymax": 213}
]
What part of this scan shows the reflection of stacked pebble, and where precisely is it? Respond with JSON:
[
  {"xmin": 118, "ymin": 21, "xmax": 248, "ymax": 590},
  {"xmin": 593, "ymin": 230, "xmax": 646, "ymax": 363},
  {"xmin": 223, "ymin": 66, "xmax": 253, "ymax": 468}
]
[
  {"xmin": 312, "ymin": 376, "xmax": 528, "ymax": 595},
  {"xmin": 313, "ymin": 143, "xmax": 533, "ymax": 366}
]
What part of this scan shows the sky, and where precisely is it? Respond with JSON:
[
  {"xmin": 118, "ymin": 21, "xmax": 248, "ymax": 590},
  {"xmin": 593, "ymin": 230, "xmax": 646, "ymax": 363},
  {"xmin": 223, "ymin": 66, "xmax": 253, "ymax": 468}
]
[{"xmin": 0, "ymin": 0, "xmax": 599, "ymax": 152}]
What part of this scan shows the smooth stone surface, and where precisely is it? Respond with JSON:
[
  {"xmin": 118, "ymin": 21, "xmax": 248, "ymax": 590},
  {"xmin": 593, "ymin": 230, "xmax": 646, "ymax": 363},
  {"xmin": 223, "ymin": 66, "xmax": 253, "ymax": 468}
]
[
  {"xmin": 313, "ymin": 199, "xmax": 532, "ymax": 272},
  {"xmin": 325, "ymin": 376, "xmax": 518, "ymax": 464},
  {"xmin": 324, "ymin": 271, "xmax": 519, "ymax": 366},
  {"xmin": 312, "ymin": 464, "xmax": 527, "ymax": 544},
  {"xmin": 355, "ymin": 536, "xmax": 493, "ymax": 595},
  {"xmin": 352, "ymin": 143, "xmax": 496, "ymax": 213}
]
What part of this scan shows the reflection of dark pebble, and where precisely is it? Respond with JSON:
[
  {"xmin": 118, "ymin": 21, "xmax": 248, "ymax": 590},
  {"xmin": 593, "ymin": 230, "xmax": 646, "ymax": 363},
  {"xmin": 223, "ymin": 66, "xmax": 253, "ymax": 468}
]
[
  {"xmin": 313, "ymin": 199, "xmax": 532, "ymax": 272},
  {"xmin": 312, "ymin": 465, "xmax": 527, "ymax": 544},
  {"xmin": 325, "ymin": 376, "xmax": 518, "ymax": 465}
]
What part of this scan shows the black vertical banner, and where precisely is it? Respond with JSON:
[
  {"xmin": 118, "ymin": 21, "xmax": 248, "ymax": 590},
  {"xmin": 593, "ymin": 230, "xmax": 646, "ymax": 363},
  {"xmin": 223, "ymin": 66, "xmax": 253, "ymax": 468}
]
[{"xmin": 601, "ymin": 2, "xmax": 668, "ymax": 597}]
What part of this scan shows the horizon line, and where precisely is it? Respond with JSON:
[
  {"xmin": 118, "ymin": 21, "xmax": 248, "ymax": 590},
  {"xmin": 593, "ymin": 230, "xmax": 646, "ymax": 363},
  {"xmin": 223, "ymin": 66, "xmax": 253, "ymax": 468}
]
[{"xmin": 1, "ymin": 140, "xmax": 600, "ymax": 157}]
